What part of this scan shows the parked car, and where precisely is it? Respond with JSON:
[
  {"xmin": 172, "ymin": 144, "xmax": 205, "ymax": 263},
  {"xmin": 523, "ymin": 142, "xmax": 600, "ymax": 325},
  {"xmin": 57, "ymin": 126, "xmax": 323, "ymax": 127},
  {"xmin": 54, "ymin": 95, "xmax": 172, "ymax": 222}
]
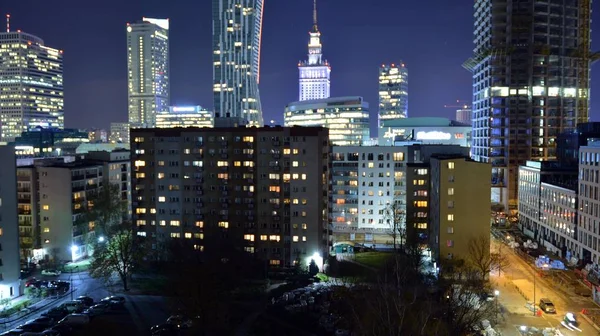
[
  {"xmin": 166, "ymin": 314, "xmax": 193, "ymax": 329},
  {"xmin": 47, "ymin": 324, "xmax": 73, "ymax": 335},
  {"xmin": 42, "ymin": 307, "xmax": 68, "ymax": 320},
  {"xmin": 17, "ymin": 323, "xmax": 47, "ymax": 333},
  {"xmin": 75, "ymin": 296, "xmax": 93, "ymax": 307},
  {"xmin": 60, "ymin": 301, "xmax": 84, "ymax": 313},
  {"xmin": 22, "ymin": 331, "xmax": 61, "ymax": 336},
  {"xmin": 83, "ymin": 303, "xmax": 110, "ymax": 316},
  {"xmin": 41, "ymin": 270, "xmax": 61, "ymax": 276},
  {"xmin": 28, "ymin": 317, "xmax": 55, "ymax": 328},
  {"xmin": 25, "ymin": 278, "xmax": 38, "ymax": 287},
  {"xmin": 0, "ymin": 330, "xmax": 24, "ymax": 336},
  {"xmin": 539, "ymin": 298, "xmax": 556, "ymax": 314},
  {"xmin": 150, "ymin": 324, "xmax": 180, "ymax": 335},
  {"xmin": 57, "ymin": 314, "xmax": 90, "ymax": 326},
  {"xmin": 100, "ymin": 296, "xmax": 125, "ymax": 307}
]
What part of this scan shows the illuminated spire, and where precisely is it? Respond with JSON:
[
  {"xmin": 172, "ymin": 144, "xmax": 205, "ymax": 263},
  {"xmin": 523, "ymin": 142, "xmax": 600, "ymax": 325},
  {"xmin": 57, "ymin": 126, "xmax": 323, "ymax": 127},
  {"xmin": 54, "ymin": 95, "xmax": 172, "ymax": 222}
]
[
  {"xmin": 6, "ymin": 14, "xmax": 9, "ymax": 33},
  {"xmin": 312, "ymin": 0, "xmax": 319, "ymax": 33}
]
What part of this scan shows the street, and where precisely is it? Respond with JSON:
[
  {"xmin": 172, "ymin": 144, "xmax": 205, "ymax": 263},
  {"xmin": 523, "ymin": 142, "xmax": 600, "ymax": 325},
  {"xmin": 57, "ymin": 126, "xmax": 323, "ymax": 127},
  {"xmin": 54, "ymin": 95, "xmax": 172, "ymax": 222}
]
[{"xmin": 492, "ymin": 238, "xmax": 599, "ymax": 336}]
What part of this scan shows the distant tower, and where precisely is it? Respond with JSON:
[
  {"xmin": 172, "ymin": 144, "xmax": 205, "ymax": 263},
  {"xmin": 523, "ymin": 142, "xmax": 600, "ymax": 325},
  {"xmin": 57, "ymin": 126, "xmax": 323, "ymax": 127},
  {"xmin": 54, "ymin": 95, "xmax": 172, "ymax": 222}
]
[
  {"xmin": 298, "ymin": 0, "xmax": 331, "ymax": 101},
  {"xmin": 378, "ymin": 63, "xmax": 408, "ymax": 127},
  {"xmin": 213, "ymin": 0, "xmax": 264, "ymax": 126},
  {"xmin": 0, "ymin": 21, "xmax": 64, "ymax": 142},
  {"xmin": 126, "ymin": 18, "xmax": 170, "ymax": 128}
]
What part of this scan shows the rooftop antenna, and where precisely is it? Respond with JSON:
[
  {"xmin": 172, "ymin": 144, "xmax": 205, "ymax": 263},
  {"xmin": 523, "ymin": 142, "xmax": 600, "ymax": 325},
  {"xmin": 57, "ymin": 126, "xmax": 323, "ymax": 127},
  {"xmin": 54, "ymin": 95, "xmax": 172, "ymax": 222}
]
[
  {"xmin": 6, "ymin": 14, "xmax": 9, "ymax": 33},
  {"xmin": 312, "ymin": 0, "xmax": 318, "ymax": 32}
]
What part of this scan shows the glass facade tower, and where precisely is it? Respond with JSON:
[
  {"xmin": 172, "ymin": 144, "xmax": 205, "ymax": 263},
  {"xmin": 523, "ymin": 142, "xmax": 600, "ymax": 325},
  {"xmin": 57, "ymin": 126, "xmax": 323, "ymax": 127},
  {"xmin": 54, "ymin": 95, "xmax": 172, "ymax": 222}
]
[
  {"xmin": 0, "ymin": 30, "xmax": 63, "ymax": 143},
  {"xmin": 212, "ymin": 0, "xmax": 264, "ymax": 126},
  {"xmin": 465, "ymin": 0, "xmax": 592, "ymax": 211},
  {"xmin": 378, "ymin": 63, "xmax": 408, "ymax": 127},
  {"xmin": 127, "ymin": 18, "xmax": 170, "ymax": 128}
]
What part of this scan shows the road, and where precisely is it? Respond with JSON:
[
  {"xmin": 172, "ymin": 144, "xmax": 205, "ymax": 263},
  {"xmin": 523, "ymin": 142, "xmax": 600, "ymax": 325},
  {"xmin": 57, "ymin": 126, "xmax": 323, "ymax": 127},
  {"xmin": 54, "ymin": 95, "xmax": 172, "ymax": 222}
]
[{"xmin": 491, "ymin": 238, "xmax": 599, "ymax": 335}]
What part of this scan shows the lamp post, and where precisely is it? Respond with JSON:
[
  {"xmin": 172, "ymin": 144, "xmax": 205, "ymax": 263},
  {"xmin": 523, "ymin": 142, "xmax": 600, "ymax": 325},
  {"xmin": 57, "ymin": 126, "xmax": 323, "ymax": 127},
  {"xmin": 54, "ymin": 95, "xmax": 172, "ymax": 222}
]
[
  {"xmin": 70, "ymin": 265, "xmax": 78, "ymax": 301},
  {"xmin": 494, "ymin": 290, "xmax": 500, "ymax": 323}
]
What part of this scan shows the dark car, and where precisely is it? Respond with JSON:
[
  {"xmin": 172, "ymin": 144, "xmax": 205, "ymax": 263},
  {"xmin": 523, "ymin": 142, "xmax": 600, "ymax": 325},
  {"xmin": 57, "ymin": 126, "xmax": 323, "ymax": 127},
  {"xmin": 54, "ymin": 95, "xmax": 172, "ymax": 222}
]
[
  {"xmin": 75, "ymin": 296, "xmax": 94, "ymax": 307},
  {"xmin": 151, "ymin": 324, "xmax": 180, "ymax": 336},
  {"xmin": 25, "ymin": 278, "xmax": 38, "ymax": 287},
  {"xmin": 539, "ymin": 298, "xmax": 556, "ymax": 314},
  {"xmin": 42, "ymin": 307, "xmax": 69, "ymax": 320},
  {"xmin": 49, "ymin": 323, "xmax": 74, "ymax": 335},
  {"xmin": 30, "ymin": 316, "xmax": 55, "ymax": 328},
  {"xmin": 166, "ymin": 315, "xmax": 193, "ymax": 329},
  {"xmin": 100, "ymin": 296, "xmax": 125, "ymax": 308},
  {"xmin": 17, "ymin": 322, "xmax": 47, "ymax": 332}
]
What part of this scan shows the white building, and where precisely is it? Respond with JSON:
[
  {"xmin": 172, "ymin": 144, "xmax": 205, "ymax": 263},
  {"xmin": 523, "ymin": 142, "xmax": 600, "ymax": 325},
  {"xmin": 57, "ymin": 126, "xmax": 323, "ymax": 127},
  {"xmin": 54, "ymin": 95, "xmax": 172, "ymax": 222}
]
[
  {"xmin": 284, "ymin": 96, "xmax": 369, "ymax": 146},
  {"xmin": 0, "ymin": 145, "xmax": 22, "ymax": 298},
  {"xmin": 378, "ymin": 117, "xmax": 471, "ymax": 147},
  {"xmin": 298, "ymin": 0, "xmax": 331, "ymax": 101},
  {"xmin": 0, "ymin": 29, "xmax": 63, "ymax": 143},
  {"xmin": 578, "ymin": 145, "xmax": 600, "ymax": 263},
  {"xmin": 378, "ymin": 63, "xmax": 408, "ymax": 126},
  {"xmin": 127, "ymin": 18, "xmax": 170, "ymax": 128},
  {"xmin": 213, "ymin": 0, "xmax": 264, "ymax": 126},
  {"xmin": 156, "ymin": 106, "xmax": 214, "ymax": 128}
]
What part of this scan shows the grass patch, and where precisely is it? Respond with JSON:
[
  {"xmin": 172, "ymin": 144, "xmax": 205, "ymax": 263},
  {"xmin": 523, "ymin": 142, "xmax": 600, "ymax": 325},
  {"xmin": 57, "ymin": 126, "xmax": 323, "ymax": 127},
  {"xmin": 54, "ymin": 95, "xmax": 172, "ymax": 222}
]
[
  {"xmin": 63, "ymin": 258, "xmax": 91, "ymax": 272},
  {"xmin": 130, "ymin": 277, "xmax": 168, "ymax": 295},
  {"xmin": 0, "ymin": 298, "xmax": 31, "ymax": 317},
  {"xmin": 354, "ymin": 252, "xmax": 392, "ymax": 269},
  {"xmin": 316, "ymin": 273, "xmax": 329, "ymax": 282}
]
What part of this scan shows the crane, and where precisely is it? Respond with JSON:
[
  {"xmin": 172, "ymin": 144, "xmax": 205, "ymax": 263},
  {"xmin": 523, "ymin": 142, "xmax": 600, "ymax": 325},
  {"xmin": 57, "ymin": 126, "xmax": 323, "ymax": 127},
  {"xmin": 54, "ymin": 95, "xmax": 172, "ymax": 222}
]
[{"xmin": 444, "ymin": 100, "xmax": 471, "ymax": 109}]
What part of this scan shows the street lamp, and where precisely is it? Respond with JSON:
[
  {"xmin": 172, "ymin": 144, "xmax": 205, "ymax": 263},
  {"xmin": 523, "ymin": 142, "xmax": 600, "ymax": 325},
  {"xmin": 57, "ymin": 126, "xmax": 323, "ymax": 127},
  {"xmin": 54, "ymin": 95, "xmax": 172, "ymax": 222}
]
[
  {"xmin": 495, "ymin": 290, "xmax": 500, "ymax": 323},
  {"xmin": 98, "ymin": 236, "xmax": 105, "ymax": 243}
]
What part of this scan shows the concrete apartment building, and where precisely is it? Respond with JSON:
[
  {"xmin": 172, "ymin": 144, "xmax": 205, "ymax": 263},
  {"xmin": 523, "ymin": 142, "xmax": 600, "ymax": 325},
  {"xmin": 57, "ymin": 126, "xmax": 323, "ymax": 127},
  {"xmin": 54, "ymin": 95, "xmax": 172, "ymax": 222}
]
[
  {"xmin": 0, "ymin": 146, "xmax": 22, "ymax": 298},
  {"xmin": 429, "ymin": 155, "xmax": 491, "ymax": 265},
  {"xmin": 331, "ymin": 144, "xmax": 470, "ymax": 247},
  {"xmin": 16, "ymin": 166, "xmax": 39, "ymax": 261},
  {"xmin": 85, "ymin": 150, "xmax": 132, "ymax": 220},
  {"xmin": 130, "ymin": 126, "xmax": 330, "ymax": 267}
]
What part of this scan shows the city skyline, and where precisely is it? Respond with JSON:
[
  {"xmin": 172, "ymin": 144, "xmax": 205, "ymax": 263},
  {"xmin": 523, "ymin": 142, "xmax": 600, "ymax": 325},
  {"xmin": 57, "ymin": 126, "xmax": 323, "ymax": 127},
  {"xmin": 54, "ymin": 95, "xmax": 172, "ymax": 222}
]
[{"xmin": 4, "ymin": 0, "xmax": 600, "ymax": 134}]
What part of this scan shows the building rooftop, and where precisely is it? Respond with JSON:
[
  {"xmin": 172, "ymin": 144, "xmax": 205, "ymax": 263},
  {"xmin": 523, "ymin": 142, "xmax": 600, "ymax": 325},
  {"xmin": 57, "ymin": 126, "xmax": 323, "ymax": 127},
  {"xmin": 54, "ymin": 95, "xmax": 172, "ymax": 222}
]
[
  {"xmin": 380, "ymin": 117, "xmax": 470, "ymax": 128},
  {"xmin": 286, "ymin": 96, "xmax": 366, "ymax": 109},
  {"xmin": 131, "ymin": 125, "xmax": 328, "ymax": 137}
]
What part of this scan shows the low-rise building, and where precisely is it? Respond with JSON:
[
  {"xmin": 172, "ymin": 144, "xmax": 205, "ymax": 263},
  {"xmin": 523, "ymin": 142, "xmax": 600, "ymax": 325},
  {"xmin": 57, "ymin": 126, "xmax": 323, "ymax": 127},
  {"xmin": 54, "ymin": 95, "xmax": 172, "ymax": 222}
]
[
  {"xmin": 131, "ymin": 126, "xmax": 330, "ymax": 267},
  {"xmin": 156, "ymin": 106, "xmax": 213, "ymax": 128},
  {"xmin": 110, "ymin": 122, "xmax": 130, "ymax": 144},
  {"xmin": 378, "ymin": 117, "xmax": 471, "ymax": 147}
]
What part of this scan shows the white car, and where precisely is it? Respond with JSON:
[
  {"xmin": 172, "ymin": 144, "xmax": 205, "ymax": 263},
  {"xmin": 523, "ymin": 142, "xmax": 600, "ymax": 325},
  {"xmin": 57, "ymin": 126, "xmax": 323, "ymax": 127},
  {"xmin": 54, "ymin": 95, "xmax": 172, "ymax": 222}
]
[
  {"xmin": 83, "ymin": 303, "xmax": 109, "ymax": 316},
  {"xmin": 41, "ymin": 270, "xmax": 61, "ymax": 276}
]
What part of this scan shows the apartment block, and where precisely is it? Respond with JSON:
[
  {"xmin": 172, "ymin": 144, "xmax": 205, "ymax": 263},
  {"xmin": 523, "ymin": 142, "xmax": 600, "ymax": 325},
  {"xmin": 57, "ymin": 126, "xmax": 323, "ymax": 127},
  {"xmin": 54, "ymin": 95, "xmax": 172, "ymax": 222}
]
[
  {"xmin": 331, "ymin": 144, "xmax": 470, "ymax": 248},
  {"xmin": 16, "ymin": 166, "xmax": 39, "ymax": 261},
  {"xmin": 130, "ymin": 126, "xmax": 330, "ymax": 267},
  {"xmin": 429, "ymin": 155, "xmax": 491, "ymax": 265},
  {"xmin": 0, "ymin": 146, "xmax": 21, "ymax": 298},
  {"xmin": 85, "ymin": 150, "xmax": 132, "ymax": 220}
]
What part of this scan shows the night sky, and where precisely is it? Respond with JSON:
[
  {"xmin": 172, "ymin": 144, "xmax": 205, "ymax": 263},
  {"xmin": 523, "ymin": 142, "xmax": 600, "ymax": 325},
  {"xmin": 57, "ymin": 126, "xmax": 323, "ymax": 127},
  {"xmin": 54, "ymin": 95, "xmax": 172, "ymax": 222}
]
[{"xmin": 5, "ymin": 0, "xmax": 600, "ymax": 132}]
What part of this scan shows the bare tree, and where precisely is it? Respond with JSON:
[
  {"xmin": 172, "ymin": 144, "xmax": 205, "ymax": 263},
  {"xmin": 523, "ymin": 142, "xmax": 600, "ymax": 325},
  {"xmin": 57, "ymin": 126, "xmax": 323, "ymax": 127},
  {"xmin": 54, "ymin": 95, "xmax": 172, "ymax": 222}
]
[
  {"xmin": 383, "ymin": 201, "xmax": 406, "ymax": 251},
  {"xmin": 466, "ymin": 235, "xmax": 493, "ymax": 281},
  {"xmin": 88, "ymin": 223, "xmax": 143, "ymax": 291}
]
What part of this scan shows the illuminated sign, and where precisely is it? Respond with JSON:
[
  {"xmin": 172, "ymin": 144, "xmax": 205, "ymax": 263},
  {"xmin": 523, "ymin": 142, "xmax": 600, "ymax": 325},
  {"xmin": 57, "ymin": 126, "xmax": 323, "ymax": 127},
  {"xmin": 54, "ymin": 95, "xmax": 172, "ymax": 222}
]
[
  {"xmin": 172, "ymin": 106, "xmax": 197, "ymax": 113},
  {"xmin": 416, "ymin": 131, "xmax": 452, "ymax": 141}
]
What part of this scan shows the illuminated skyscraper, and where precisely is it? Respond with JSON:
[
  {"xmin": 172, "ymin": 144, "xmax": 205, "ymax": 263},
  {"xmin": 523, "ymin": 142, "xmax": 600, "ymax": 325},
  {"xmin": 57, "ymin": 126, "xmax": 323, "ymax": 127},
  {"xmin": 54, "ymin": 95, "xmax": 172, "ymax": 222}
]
[
  {"xmin": 465, "ymin": 0, "xmax": 591, "ymax": 211},
  {"xmin": 126, "ymin": 18, "xmax": 170, "ymax": 128},
  {"xmin": 213, "ymin": 0, "xmax": 264, "ymax": 126},
  {"xmin": 378, "ymin": 63, "xmax": 408, "ymax": 127},
  {"xmin": 298, "ymin": 0, "xmax": 331, "ymax": 101},
  {"xmin": 0, "ymin": 24, "xmax": 64, "ymax": 143}
]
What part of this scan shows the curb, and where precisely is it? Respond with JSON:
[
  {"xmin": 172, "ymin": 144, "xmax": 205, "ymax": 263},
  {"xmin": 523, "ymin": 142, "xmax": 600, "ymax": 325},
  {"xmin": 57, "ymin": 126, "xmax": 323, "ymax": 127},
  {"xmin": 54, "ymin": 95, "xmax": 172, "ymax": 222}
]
[
  {"xmin": 0, "ymin": 287, "xmax": 76, "ymax": 328},
  {"xmin": 581, "ymin": 312, "xmax": 600, "ymax": 332}
]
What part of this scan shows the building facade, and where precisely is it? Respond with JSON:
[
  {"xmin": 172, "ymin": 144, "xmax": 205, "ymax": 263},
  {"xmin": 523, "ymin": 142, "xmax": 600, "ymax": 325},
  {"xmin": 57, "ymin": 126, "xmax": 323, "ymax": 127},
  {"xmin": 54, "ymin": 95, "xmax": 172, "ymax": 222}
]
[
  {"xmin": 429, "ymin": 156, "xmax": 491, "ymax": 265},
  {"xmin": 213, "ymin": 0, "xmax": 264, "ymax": 126},
  {"xmin": 110, "ymin": 122, "xmax": 130, "ymax": 144},
  {"xmin": 466, "ymin": 0, "xmax": 592, "ymax": 211},
  {"xmin": 130, "ymin": 126, "xmax": 330, "ymax": 267},
  {"xmin": 16, "ymin": 166, "xmax": 39, "ymax": 261},
  {"xmin": 378, "ymin": 117, "xmax": 471, "ymax": 148},
  {"xmin": 12, "ymin": 127, "xmax": 89, "ymax": 157},
  {"xmin": 0, "ymin": 146, "xmax": 22, "ymax": 298},
  {"xmin": 284, "ymin": 96, "xmax": 369, "ymax": 146},
  {"xmin": 85, "ymin": 150, "xmax": 132, "ymax": 220},
  {"xmin": 298, "ymin": 0, "xmax": 331, "ymax": 101},
  {"xmin": 156, "ymin": 106, "xmax": 214, "ymax": 128},
  {"xmin": 378, "ymin": 63, "xmax": 408, "ymax": 126},
  {"xmin": 455, "ymin": 107, "xmax": 471, "ymax": 125},
  {"xmin": 0, "ymin": 29, "xmax": 63, "ymax": 143},
  {"xmin": 578, "ymin": 145, "xmax": 600, "ymax": 264},
  {"xmin": 127, "ymin": 18, "xmax": 170, "ymax": 128}
]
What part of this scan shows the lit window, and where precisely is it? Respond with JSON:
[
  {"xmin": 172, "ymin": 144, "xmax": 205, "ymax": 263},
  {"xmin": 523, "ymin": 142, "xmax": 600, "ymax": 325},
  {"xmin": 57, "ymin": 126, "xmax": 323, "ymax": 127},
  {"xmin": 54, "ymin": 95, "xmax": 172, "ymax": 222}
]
[
  {"xmin": 292, "ymin": 161, "xmax": 299, "ymax": 167},
  {"xmin": 192, "ymin": 161, "xmax": 203, "ymax": 167},
  {"xmin": 136, "ymin": 173, "xmax": 145, "ymax": 178},
  {"xmin": 244, "ymin": 234, "xmax": 254, "ymax": 241},
  {"xmin": 136, "ymin": 208, "xmax": 146, "ymax": 214},
  {"xmin": 134, "ymin": 137, "xmax": 144, "ymax": 143},
  {"xmin": 159, "ymin": 220, "xmax": 166, "ymax": 226},
  {"xmin": 292, "ymin": 174, "xmax": 299, "ymax": 179},
  {"xmin": 184, "ymin": 233, "xmax": 192, "ymax": 239},
  {"xmin": 243, "ymin": 136, "xmax": 254, "ymax": 142},
  {"xmin": 42, "ymin": 205, "xmax": 49, "ymax": 210},
  {"xmin": 293, "ymin": 149, "xmax": 299, "ymax": 155},
  {"xmin": 302, "ymin": 199, "xmax": 307, "ymax": 205},
  {"xmin": 367, "ymin": 162, "xmax": 374, "ymax": 168},
  {"xmin": 302, "ymin": 223, "xmax": 307, "ymax": 230},
  {"xmin": 195, "ymin": 221, "xmax": 204, "ymax": 228},
  {"xmin": 269, "ymin": 186, "xmax": 280, "ymax": 192},
  {"xmin": 43, "ymin": 227, "xmax": 50, "ymax": 233},
  {"xmin": 448, "ymin": 188, "xmax": 454, "ymax": 196},
  {"xmin": 136, "ymin": 220, "xmax": 145, "ymax": 226},
  {"xmin": 158, "ymin": 173, "xmax": 165, "ymax": 179},
  {"xmin": 170, "ymin": 220, "xmax": 180, "ymax": 226},
  {"xmin": 170, "ymin": 233, "xmax": 181, "ymax": 238},
  {"xmin": 234, "ymin": 161, "xmax": 241, "ymax": 167},
  {"xmin": 137, "ymin": 232, "xmax": 147, "ymax": 237},
  {"xmin": 283, "ymin": 149, "xmax": 291, "ymax": 155},
  {"xmin": 218, "ymin": 221, "xmax": 229, "ymax": 228},
  {"xmin": 134, "ymin": 160, "xmax": 145, "ymax": 167},
  {"xmin": 447, "ymin": 227, "xmax": 454, "ymax": 234},
  {"xmin": 447, "ymin": 162, "xmax": 455, "ymax": 169},
  {"xmin": 158, "ymin": 161, "xmax": 165, "ymax": 166},
  {"xmin": 417, "ymin": 169, "xmax": 427, "ymax": 175},
  {"xmin": 447, "ymin": 201, "xmax": 454, "ymax": 208},
  {"xmin": 260, "ymin": 235, "xmax": 268, "ymax": 241},
  {"xmin": 416, "ymin": 223, "xmax": 427, "ymax": 229},
  {"xmin": 193, "ymin": 245, "xmax": 204, "ymax": 251},
  {"xmin": 415, "ymin": 201, "xmax": 428, "ymax": 207},
  {"xmin": 447, "ymin": 214, "xmax": 454, "ymax": 221},
  {"xmin": 447, "ymin": 240, "xmax": 454, "ymax": 247},
  {"xmin": 393, "ymin": 153, "xmax": 404, "ymax": 161},
  {"xmin": 269, "ymin": 260, "xmax": 281, "ymax": 265},
  {"xmin": 158, "ymin": 196, "xmax": 166, "ymax": 202},
  {"xmin": 293, "ymin": 199, "xmax": 299, "ymax": 204},
  {"xmin": 301, "ymin": 174, "xmax": 306, "ymax": 180},
  {"xmin": 194, "ymin": 233, "xmax": 204, "ymax": 239},
  {"xmin": 302, "ymin": 236, "xmax": 307, "ymax": 242},
  {"xmin": 293, "ymin": 236, "xmax": 299, "ymax": 242},
  {"xmin": 217, "ymin": 161, "xmax": 229, "ymax": 167},
  {"xmin": 269, "ymin": 235, "xmax": 280, "ymax": 242}
]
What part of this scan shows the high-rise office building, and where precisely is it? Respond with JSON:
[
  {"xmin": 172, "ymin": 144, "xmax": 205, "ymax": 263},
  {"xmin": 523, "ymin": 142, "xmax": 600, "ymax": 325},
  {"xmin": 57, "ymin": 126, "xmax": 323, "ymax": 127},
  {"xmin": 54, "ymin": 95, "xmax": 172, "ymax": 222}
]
[
  {"xmin": 131, "ymin": 126, "xmax": 330, "ymax": 267},
  {"xmin": 298, "ymin": 0, "xmax": 331, "ymax": 101},
  {"xmin": 465, "ymin": 0, "xmax": 592, "ymax": 212},
  {"xmin": 284, "ymin": 96, "xmax": 369, "ymax": 146},
  {"xmin": 127, "ymin": 18, "xmax": 170, "ymax": 128},
  {"xmin": 212, "ymin": 0, "xmax": 264, "ymax": 126},
  {"xmin": 0, "ymin": 27, "xmax": 64, "ymax": 143},
  {"xmin": 378, "ymin": 63, "xmax": 408, "ymax": 127},
  {"xmin": 156, "ymin": 106, "xmax": 214, "ymax": 128}
]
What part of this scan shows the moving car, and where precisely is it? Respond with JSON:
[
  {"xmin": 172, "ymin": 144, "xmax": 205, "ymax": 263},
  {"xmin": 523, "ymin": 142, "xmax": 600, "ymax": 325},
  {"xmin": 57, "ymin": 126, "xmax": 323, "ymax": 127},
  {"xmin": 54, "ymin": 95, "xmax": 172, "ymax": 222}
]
[
  {"xmin": 166, "ymin": 314, "xmax": 193, "ymax": 329},
  {"xmin": 83, "ymin": 303, "xmax": 110, "ymax": 316},
  {"xmin": 561, "ymin": 312, "xmax": 582, "ymax": 332},
  {"xmin": 100, "ymin": 296, "xmax": 125, "ymax": 307},
  {"xmin": 41, "ymin": 270, "xmax": 61, "ymax": 276},
  {"xmin": 75, "ymin": 296, "xmax": 94, "ymax": 307},
  {"xmin": 58, "ymin": 313, "xmax": 90, "ymax": 326},
  {"xmin": 539, "ymin": 298, "xmax": 557, "ymax": 314}
]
